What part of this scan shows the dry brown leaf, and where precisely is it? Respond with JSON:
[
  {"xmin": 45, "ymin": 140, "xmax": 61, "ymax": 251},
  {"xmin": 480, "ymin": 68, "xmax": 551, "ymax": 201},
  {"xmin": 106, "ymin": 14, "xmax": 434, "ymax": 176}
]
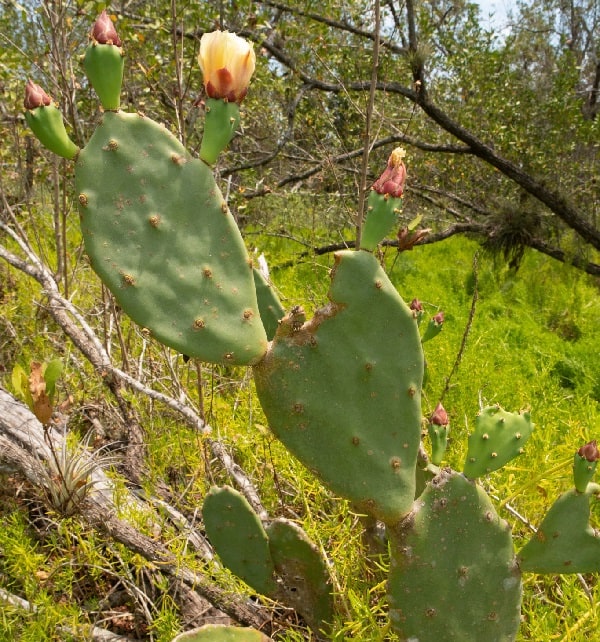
[{"xmin": 29, "ymin": 361, "xmax": 53, "ymax": 425}]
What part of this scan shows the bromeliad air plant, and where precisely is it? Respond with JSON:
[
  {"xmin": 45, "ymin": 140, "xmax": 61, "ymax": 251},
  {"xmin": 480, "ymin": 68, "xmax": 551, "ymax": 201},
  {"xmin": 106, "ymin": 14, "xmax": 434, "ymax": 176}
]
[
  {"xmin": 198, "ymin": 30, "xmax": 256, "ymax": 164},
  {"xmin": 22, "ymin": 14, "xmax": 600, "ymax": 642}
]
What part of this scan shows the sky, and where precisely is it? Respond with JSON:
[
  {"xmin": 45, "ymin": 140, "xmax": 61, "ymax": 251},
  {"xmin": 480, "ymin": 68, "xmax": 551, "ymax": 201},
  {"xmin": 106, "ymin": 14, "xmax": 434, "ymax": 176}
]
[{"xmin": 476, "ymin": 0, "xmax": 514, "ymax": 30}]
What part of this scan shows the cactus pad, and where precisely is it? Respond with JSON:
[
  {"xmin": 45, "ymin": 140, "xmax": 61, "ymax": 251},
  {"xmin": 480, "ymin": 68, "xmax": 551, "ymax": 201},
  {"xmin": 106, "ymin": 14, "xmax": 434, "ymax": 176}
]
[
  {"xmin": 171, "ymin": 624, "xmax": 271, "ymax": 641},
  {"xmin": 202, "ymin": 486, "xmax": 277, "ymax": 596},
  {"xmin": 463, "ymin": 406, "xmax": 533, "ymax": 479},
  {"xmin": 76, "ymin": 111, "xmax": 267, "ymax": 365},
  {"xmin": 388, "ymin": 470, "xmax": 522, "ymax": 641},
  {"xmin": 266, "ymin": 518, "xmax": 333, "ymax": 634},
  {"xmin": 518, "ymin": 484, "xmax": 600, "ymax": 573},
  {"xmin": 254, "ymin": 249, "xmax": 423, "ymax": 523},
  {"xmin": 253, "ymin": 268, "xmax": 284, "ymax": 341}
]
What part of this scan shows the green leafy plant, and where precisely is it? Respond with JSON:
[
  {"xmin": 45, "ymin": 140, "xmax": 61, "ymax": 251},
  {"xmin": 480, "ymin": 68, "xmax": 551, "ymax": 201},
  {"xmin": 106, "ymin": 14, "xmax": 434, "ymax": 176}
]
[{"xmin": 22, "ymin": 13, "xmax": 600, "ymax": 642}]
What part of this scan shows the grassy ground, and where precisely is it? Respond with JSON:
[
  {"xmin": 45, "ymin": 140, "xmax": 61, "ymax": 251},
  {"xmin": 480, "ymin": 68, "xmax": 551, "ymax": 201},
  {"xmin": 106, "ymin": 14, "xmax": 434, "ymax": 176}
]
[{"xmin": 1, "ymin": 215, "xmax": 599, "ymax": 640}]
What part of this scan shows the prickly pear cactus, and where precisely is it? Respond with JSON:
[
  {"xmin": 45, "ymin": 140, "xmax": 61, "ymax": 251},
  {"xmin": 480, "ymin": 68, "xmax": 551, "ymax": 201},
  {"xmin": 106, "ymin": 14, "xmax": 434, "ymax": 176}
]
[
  {"xmin": 171, "ymin": 624, "xmax": 271, "ymax": 641},
  {"xmin": 202, "ymin": 487, "xmax": 333, "ymax": 636},
  {"xmin": 463, "ymin": 405, "xmax": 533, "ymax": 479},
  {"xmin": 252, "ymin": 267, "xmax": 285, "ymax": 341},
  {"xmin": 75, "ymin": 111, "xmax": 267, "ymax": 365},
  {"xmin": 518, "ymin": 484, "xmax": 600, "ymax": 573},
  {"xmin": 266, "ymin": 518, "xmax": 334, "ymax": 634},
  {"xmin": 254, "ymin": 249, "xmax": 424, "ymax": 523},
  {"xmin": 388, "ymin": 470, "xmax": 522, "ymax": 642},
  {"xmin": 202, "ymin": 486, "xmax": 278, "ymax": 596}
]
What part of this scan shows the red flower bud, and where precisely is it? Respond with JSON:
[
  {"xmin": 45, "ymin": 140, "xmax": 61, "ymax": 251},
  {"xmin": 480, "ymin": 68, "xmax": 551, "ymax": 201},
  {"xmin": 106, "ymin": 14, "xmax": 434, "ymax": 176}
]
[
  {"xmin": 24, "ymin": 79, "xmax": 52, "ymax": 110},
  {"xmin": 577, "ymin": 440, "xmax": 600, "ymax": 462},
  {"xmin": 432, "ymin": 311, "xmax": 444, "ymax": 325},
  {"xmin": 430, "ymin": 402, "xmax": 449, "ymax": 426},
  {"xmin": 91, "ymin": 10, "xmax": 122, "ymax": 47},
  {"xmin": 410, "ymin": 298, "xmax": 423, "ymax": 312},
  {"xmin": 372, "ymin": 147, "xmax": 407, "ymax": 198}
]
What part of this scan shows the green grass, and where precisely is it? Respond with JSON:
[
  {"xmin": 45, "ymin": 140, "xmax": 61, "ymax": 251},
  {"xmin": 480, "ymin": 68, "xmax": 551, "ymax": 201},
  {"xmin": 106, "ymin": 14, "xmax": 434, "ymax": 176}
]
[{"xmin": 2, "ymin": 217, "xmax": 600, "ymax": 640}]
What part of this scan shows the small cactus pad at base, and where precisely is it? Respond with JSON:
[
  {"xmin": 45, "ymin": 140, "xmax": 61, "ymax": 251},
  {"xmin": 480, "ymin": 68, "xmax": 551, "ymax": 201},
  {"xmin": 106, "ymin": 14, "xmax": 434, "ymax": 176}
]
[
  {"xmin": 76, "ymin": 111, "xmax": 267, "ymax": 365},
  {"xmin": 202, "ymin": 486, "xmax": 277, "ymax": 596},
  {"xmin": 254, "ymin": 250, "xmax": 423, "ymax": 523},
  {"xmin": 518, "ymin": 484, "xmax": 600, "ymax": 574},
  {"xmin": 463, "ymin": 406, "xmax": 533, "ymax": 479},
  {"xmin": 388, "ymin": 470, "xmax": 522, "ymax": 642},
  {"xmin": 171, "ymin": 624, "xmax": 271, "ymax": 641},
  {"xmin": 266, "ymin": 518, "xmax": 334, "ymax": 635}
]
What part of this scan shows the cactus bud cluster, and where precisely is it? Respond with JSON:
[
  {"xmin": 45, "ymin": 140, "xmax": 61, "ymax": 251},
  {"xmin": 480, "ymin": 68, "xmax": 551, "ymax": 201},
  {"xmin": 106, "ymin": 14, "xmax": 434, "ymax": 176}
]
[
  {"xmin": 573, "ymin": 440, "xmax": 600, "ymax": 493},
  {"xmin": 428, "ymin": 402, "xmax": 450, "ymax": 465}
]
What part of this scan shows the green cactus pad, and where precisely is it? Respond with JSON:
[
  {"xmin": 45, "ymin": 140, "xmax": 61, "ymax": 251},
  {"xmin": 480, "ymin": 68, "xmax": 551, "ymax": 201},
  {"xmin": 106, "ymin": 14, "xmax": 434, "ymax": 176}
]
[
  {"xmin": 388, "ymin": 470, "xmax": 522, "ymax": 642},
  {"xmin": 518, "ymin": 484, "xmax": 600, "ymax": 574},
  {"xmin": 75, "ymin": 111, "xmax": 267, "ymax": 365},
  {"xmin": 202, "ymin": 486, "xmax": 277, "ymax": 596},
  {"xmin": 171, "ymin": 624, "xmax": 271, "ymax": 641},
  {"xmin": 266, "ymin": 518, "xmax": 334, "ymax": 634},
  {"xmin": 360, "ymin": 190, "xmax": 402, "ymax": 251},
  {"xmin": 25, "ymin": 105, "xmax": 79, "ymax": 160},
  {"xmin": 254, "ymin": 249, "xmax": 423, "ymax": 523},
  {"xmin": 253, "ymin": 268, "xmax": 284, "ymax": 341},
  {"xmin": 83, "ymin": 43, "xmax": 124, "ymax": 110},
  {"xmin": 463, "ymin": 406, "xmax": 533, "ymax": 479},
  {"xmin": 200, "ymin": 98, "xmax": 241, "ymax": 165}
]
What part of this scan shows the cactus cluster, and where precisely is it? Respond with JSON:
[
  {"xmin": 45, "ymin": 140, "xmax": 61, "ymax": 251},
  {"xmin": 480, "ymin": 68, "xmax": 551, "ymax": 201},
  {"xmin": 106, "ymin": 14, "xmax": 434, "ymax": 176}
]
[
  {"xmin": 23, "ymin": 12, "xmax": 600, "ymax": 642},
  {"xmin": 202, "ymin": 486, "xmax": 333, "ymax": 636}
]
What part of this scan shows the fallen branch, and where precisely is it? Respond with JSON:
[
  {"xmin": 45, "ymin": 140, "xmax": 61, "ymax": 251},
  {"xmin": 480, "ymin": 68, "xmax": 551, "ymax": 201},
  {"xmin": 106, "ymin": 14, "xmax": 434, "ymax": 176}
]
[{"xmin": 0, "ymin": 387, "xmax": 278, "ymax": 636}]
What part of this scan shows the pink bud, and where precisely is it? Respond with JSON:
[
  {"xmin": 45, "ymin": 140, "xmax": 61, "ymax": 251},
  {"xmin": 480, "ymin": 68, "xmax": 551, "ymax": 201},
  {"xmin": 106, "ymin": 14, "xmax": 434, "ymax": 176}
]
[
  {"xmin": 91, "ymin": 10, "xmax": 122, "ymax": 46},
  {"xmin": 430, "ymin": 402, "xmax": 449, "ymax": 426},
  {"xmin": 410, "ymin": 298, "xmax": 423, "ymax": 312},
  {"xmin": 372, "ymin": 147, "xmax": 407, "ymax": 198},
  {"xmin": 578, "ymin": 440, "xmax": 600, "ymax": 462},
  {"xmin": 24, "ymin": 79, "xmax": 52, "ymax": 110},
  {"xmin": 432, "ymin": 311, "xmax": 444, "ymax": 325}
]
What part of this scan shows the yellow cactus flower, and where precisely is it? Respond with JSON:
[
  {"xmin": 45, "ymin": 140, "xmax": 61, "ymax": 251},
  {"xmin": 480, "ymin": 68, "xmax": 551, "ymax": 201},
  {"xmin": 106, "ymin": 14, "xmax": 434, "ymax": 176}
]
[{"xmin": 198, "ymin": 30, "xmax": 256, "ymax": 104}]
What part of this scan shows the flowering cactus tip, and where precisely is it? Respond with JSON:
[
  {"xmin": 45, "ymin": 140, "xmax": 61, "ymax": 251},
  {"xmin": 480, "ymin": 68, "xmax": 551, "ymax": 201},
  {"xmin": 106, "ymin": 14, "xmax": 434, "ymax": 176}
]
[
  {"xmin": 198, "ymin": 30, "xmax": 256, "ymax": 104},
  {"xmin": 372, "ymin": 148, "xmax": 407, "ymax": 199},
  {"xmin": 91, "ymin": 10, "xmax": 122, "ymax": 47},
  {"xmin": 24, "ymin": 79, "xmax": 52, "ymax": 110}
]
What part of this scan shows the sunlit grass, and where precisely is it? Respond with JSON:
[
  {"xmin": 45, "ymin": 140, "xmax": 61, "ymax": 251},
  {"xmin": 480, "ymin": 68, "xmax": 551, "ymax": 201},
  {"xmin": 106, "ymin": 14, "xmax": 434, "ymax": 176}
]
[{"xmin": 1, "ymin": 214, "xmax": 599, "ymax": 639}]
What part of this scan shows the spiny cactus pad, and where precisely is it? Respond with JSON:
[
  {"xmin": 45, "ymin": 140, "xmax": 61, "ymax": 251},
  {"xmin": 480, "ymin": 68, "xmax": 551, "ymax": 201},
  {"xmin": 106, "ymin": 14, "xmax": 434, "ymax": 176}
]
[
  {"xmin": 171, "ymin": 624, "xmax": 271, "ymax": 641},
  {"xmin": 253, "ymin": 267, "xmax": 284, "ymax": 341},
  {"xmin": 518, "ymin": 484, "xmax": 600, "ymax": 573},
  {"xmin": 266, "ymin": 518, "xmax": 334, "ymax": 634},
  {"xmin": 254, "ymin": 249, "xmax": 423, "ymax": 523},
  {"xmin": 202, "ymin": 486, "xmax": 277, "ymax": 596},
  {"xmin": 76, "ymin": 111, "xmax": 267, "ymax": 364},
  {"xmin": 463, "ymin": 405, "xmax": 533, "ymax": 479},
  {"xmin": 388, "ymin": 470, "xmax": 522, "ymax": 642}
]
